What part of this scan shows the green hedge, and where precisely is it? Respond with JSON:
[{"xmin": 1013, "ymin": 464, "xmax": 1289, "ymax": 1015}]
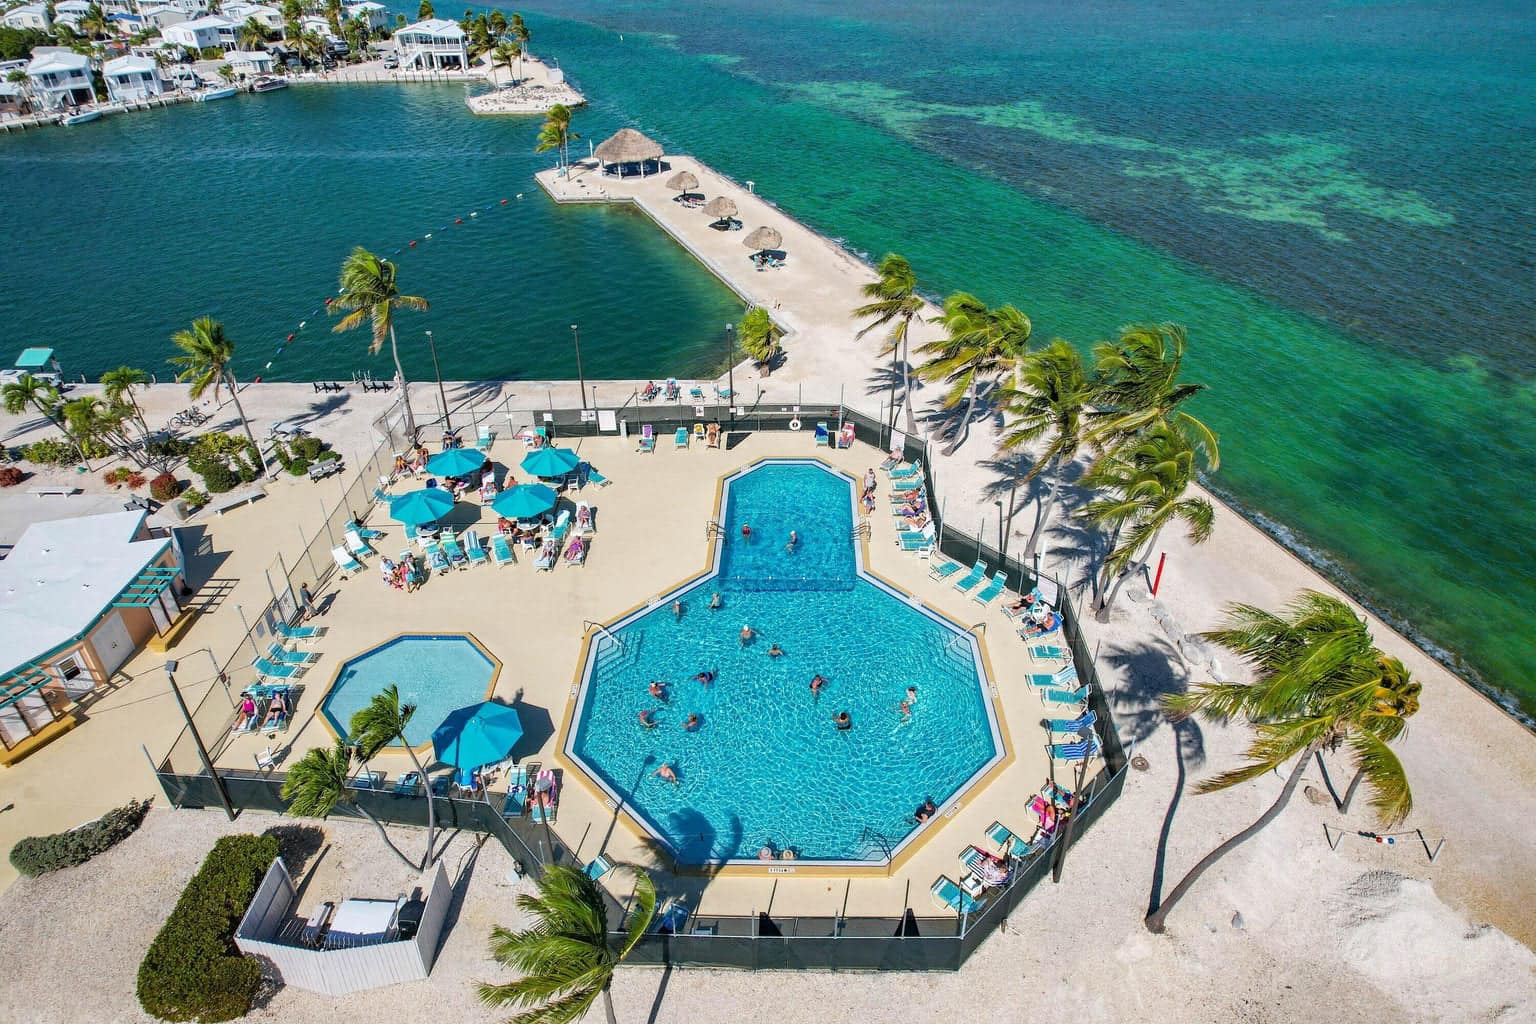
[
  {"xmin": 9, "ymin": 798, "xmax": 152, "ymax": 877},
  {"xmin": 136, "ymin": 833, "xmax": 279, "ymax": 1023}
]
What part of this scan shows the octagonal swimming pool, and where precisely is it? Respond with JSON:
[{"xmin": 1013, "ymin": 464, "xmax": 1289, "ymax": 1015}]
[
  {"xmin": 320, "ymin": 634, "xmax": 499, "ymax": 749},
  {"xmin": 567, "ymin": 460, "xmax": 1004, "ymax": 865}
]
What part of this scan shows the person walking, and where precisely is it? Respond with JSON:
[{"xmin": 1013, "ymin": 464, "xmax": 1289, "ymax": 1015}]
[{"xmin": 299, "ymin": 582, "xmax": 318, "ymax": 620}]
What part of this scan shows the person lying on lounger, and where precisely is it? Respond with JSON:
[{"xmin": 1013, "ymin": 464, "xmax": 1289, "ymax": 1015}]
[
  {"xmin": 262, "ymin": 691, "xmax": 290, "ymax": 734},
  {"xmin": 1021, "ymin": 610, "xmax": 1060, "ymax": 638}
]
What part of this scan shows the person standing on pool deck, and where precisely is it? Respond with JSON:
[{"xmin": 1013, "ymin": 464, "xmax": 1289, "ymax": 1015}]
[
  {"xmin": 299, "ymin": 582, "xmax": 318, "ymax": 621},
  {"xmin": 834, "ymin": 711, "xmax": 852, "ymax": 731},
  {"xmin": 740, "ymin": 623, "xmax": 754, "ymax": 647}
]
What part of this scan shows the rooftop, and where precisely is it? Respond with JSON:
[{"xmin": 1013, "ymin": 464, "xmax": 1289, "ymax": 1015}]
[
  {"xmin": 26, "ymin": 50, "xmax": 90, "ymax": 74},
  {"xmin": 104, "ymin": 54, "xmax": 158, "ymax": 74},
  {"xmin": 397, "ymin": 18, "xmax": 465, "ymax": 38}
]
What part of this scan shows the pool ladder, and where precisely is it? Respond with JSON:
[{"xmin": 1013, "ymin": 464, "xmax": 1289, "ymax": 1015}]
[
  {"xmin": 705, "ymin": 520, "xmax": 725, "ymax": 539},
  {"xmin": 583, "ymin": 619, "xmax": 626, "ymax": 652},
  {"xmin": 851, "ymin": 519, "xmax": 871, "ymax": 539}
]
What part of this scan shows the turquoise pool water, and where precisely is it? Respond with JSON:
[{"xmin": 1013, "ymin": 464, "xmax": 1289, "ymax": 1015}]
[
  {"xmin": 321, "ymin": 634, "xmax": 496, "ymax": 748},
  {"xmin": 568, "ymin": 460, "xmax": 1003, "ymax": 863}
]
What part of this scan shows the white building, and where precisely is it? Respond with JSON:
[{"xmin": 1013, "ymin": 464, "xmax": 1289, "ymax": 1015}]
[
  {"xmin": 300, "ymin": 14, "xmax": 335, "ymax": 39},
  {"xmin": 1, "ymin": 4, "xmax": 51, "ymax": 31},
  {"xmin": 138, "ymin": 5, "xmax": 189, "ymax": 30},
  {"xmin": 50, "ymin": 0, "xmax": 90, "ymax": 31},
  {"xmin": 103, "ymin": 54, "xmax": 165, "ymax": 101},
  {"xmin": 345, "ymin": 1, "xmax": 388, "ymax": 31},
  {"xmin": 160, "ymin": 0, "xmax": 209, "ymax": 14},
  {"xmin": 25, "ymin": 48, "xmax": 95, "ymax": 110},
  {"xmin": 394, "ymin": 19, "xmax": 467, "ymax": 71},
  {"xmin": 226, "ymin": 49, "xmax": 274, "ymax": 77},
  {"xmin": 223, "ymin": 2, "xmax": 283, "ymax": 31},
  {"xmin": 162, "ymin": 14, "xmax": 238, "ymax": 51}
]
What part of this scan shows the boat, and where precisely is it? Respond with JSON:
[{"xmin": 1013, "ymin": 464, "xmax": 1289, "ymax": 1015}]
[
  {"xmin": 195, "ymin": 85, "xmax": 238, "ymax": 102},
  {"xmin": 250, "ymin": 76, "xmax": 289, "ymax": 93},
  {"xmin": 58, "ymin": 109, "xmax": 101, "ymax": 126}
]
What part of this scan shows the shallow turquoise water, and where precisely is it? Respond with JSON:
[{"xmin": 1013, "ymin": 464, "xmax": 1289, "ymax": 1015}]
[
  {"xmin": 1, "ymin": 2, "xmax": 1532, "ymax": 717},
  {"xmin": 569, "ymin": 462, "xmax": 999, "ymax": 861},
  {"xmin": 320, "ymin": 634, "xmax": 496, "ymax": 746}
]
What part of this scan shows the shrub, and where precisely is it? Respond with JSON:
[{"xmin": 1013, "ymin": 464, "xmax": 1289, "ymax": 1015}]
[
  {"xmin": 23, "ymin": 437, "xmax": 78, "ymax": 465},
  {"xmin": 9, "ymin": 798, "xmax": 152, "ymax": 878},
  {"xmin": 272, "ymin": 440, "xmax": 292, "ymax": 471},
  {"xmin": 288, "ymin": 458, "xmax": 311, "ymax": 476},
  {"xmin": 234, "ymin": 455, "xmax": 257, "ymax": 484},
  {"xmin": 290, "ymin": 436, "xmax": 323, "ymax": 462},
  {"xmin": 0, "ymin": 466, "xmax": 24, "ymax": 487},
  {"xmin": 126, "ymin": 472, "xmax": 147, "ymax": 489},
  {"xmin": 316, "ymin": 449, "xmax": 339, "ymax": 463},
  {"xmin": 199, "ymin": 45, "xmax": 223, "ymax": 60},
  {"xmin": 136, "ymin": 833, "xmax": 279, "ymax": 1023},
  {"xmin": 150, "ymin": 473, "xmax": 180, "ymax": 501},
  {"xmin": 146, "ymin": 437, "xmax": 193, "ymax": 460},
  {"xmin": 199, "ymin": 463, "xmax": 238, "ymax": 494},
  {"xmin": 182, "ymin": 488, "xmax": 208, "ymax": 510},
  {"xmin": 81, "ymin": 438, "xmax": 110, "ymax": 460},
  {"xmin": 104, "ymin": 467, "xmax": 133, "ymax": 487}
]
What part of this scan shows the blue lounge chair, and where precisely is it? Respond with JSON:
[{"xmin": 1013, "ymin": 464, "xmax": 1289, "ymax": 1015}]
[
  {"xmin": 891, "ymin": 475, "xmax": 923, "ymax": 492},
  {"xmin": 1029, "ymin": 644, "xmax": 1067, "ymax": 661},
  {"xmin": 253, "ymin": 657, "xmax": 302, "ymax": 680},
  {"xmin": 1048, "ymin": 737, "xmax": 1102, "ymax": 763},
  {"xmin": 275, "ymin": 621, "xmax": 322, "ymax": 641},
  {"xmin": 673, "ymin": 426, "xmax": 689, "ymax": 448},
  {"xmin": 392, "ymin": 772, "xmax": 423, "ymax": 795},
  {"xmin": 953, "ymin": 561, "xmax": 988, "ymax": 593},
  {"xmin": 491, "ymin": 532, "xmax": 515, "ymax": 566},
  {"xmin": 265, "ymin": 642, "xmax": 315, "ymax": 666},
  {"xmin": 930, "ymin": 875, "xmax": 978, "ymax": 914},
  {"xmin": 813, "ymin": 422, "xmax": 829, "ymax": 446},
  {"xmin": 929, "ymin": 559, "xmax": 963, "ymax": 581},
  {"xmin": 973, "ymin": 571, "xmax": 1008, "ymax": 606},
  {"xmin": 463, "ymin": 529, "xmax": 489, "ymax": 566},
  {"xmin": 344, "ymin": 530, "xmax": 372, "ymax": 559},
  {"xmin": 585, "ymin": 854, "xmax": 613, "ymax": 881},
  {"xmin": 1040, "ymin": 684, "xmax": 1090, "ymax": 708},
  {"xmin": 348, "ymin": 770, "xmax": 384, "ymax": 790},
  {"xmin": 888, "ymin": 460, "xmax": 920, "ymax": 480},
  {"xmin": 897, "ymin": 523, "xmax": 935, "ymax": 552},
  {"xmin": 549, "ymin": 509, "xmax": 572, "ymax": 542},
  {"xmin": 346, "ymin": 519, "xmax": 384, "ymax": 541},
  {"xmin": 425, "ymin": 542, "xmax": 451, "ymax": 575},
  {"xmin": 476, "ymin": 423, "xmax": 493, "ymax": 449},
  {"xmin": 637, "ymin": 425, "xmax": 655, "ymax": 453},
  {"xmin": 987, "ymin": 820, "xmax": 1045, "ymax": 859},
  {"xmin": 1046, "ymin": 710, "xmax": 1097, "ymax": 737},
  {"xmin": 1029, "ymin": 665, "xmax": 1078, "ymax": 689},
  {"xmin": 579, "ymin": 462, "xmax": 612, "ymax": 488},
  {"xmin": 439, "ymin": 533, "xmax": 467, "ymax": 567},
  {"xmin": 331, "ymin": 546, "xmax": 363, "ymax": 576},
  {"xmin": 689, "ymin": 384, "xmax": 704, "ymax": 400}
]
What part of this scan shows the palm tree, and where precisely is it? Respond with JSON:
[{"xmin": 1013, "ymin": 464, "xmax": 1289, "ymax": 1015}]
[
  {"xmin": 1078, "ymin": 423, "xmax": 1213, "ymax": 614},
  {"xmin": 169, "ymin": 316, "xmax": 266, "ymax": 476},
  {"xmin": 535, "ymin": 102, "xmax": 575, "ymax": 171},
  {"xmin": 995, "ymin": 339, "xmax": 1094, "ymax": 565},
  {"xmin": 511, "ymin": 11, "xmax": 529, "ymax": 60},
  {"xmin": 101, "ymin": 366, "xmax": 150, "ymax": 430},
  {"xmin": 852, "ymin": 253, "xmax": 925, "ymax": 436},
  {"xmin": 491, "ymin": 41, "xmax": 519, "ymax": 84},
  {"xmin": 917, "ymin": 293, "xmax": 1031, "ymax": 455},
  {"xmin": 238, "ymin": 16, "xmax": 268, "ymax": 50},
  {"xmin": 297, "ymin": 29, "xmax": 327, "ymax": 69},
  {"xmin": 349, "ymin": 685, "xmax": 436, "ymax": 870},
  {"xmin": 1145, "ymin": 592, "xmax": 1419, "ymax": 932},
  {"xmin": 282, "ymin": 742, "xmax": 420, "ymax": 870},
  {"xmin": 418, "ymin": 0, "xmax": 435, "ymax": 20},
  {"xmin": 61, "ymin": 395, "xmax": 137, "ymax": 463},
  {"xmin": 739, "ymin": 305, "xmax": 784, "ymax": 375},
  {"xmin": 1089, "ymin": 323, "xmax": 1219, "ymax": 470},
  {"xmin": 217, "ymin": 63, "xmax": 235, "ymax": 84},
  {"xmin": 324, "ymin": 0, "xmax": 342, "ymax": 36},
  {"xmin": 478, "ymin": 863, "xmax": 657, "ymax": 1024},
  {"xmin": 488, "ymin": 9, "xmax": 508, "ymax": 37},
  {"xmin": 79, "ymin": 2, "xmax": 109, "ymax": 40},
  {"xmin": 7, "ymin": 69, "xmax": 33, "ymax": 114},
  {"xmin": 331, "ymin": 247, "xmax": 428, "ymax": 440},
  {"xmin": 2, "ymin": 373, "xmax": 66, "ymax": 437}
]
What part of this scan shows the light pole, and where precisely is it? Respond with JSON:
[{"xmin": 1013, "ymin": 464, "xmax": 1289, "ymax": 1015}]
[
  {"xmin": 424, "ymin": 330, "xmax": 449, "ymax": 435},
  {"xmin": 570, "ymin": 324, "xmax": 587, "ymax": 409},
  {"xmin": 164, "ymin": 660, "xmax": 235, "ymax": 822},
  {"xmin": 724, "ymin": 322, "xmax": 735, "ymax": 426}
]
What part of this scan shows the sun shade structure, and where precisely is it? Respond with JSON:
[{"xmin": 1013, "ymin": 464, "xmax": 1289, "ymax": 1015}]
[
  {"xmin": 594, "ymin": 128, "xmax": 664, "ymax": 176},
  {"xmin": 425, "ymin": 447, "xmax": 487, "ymax": 477},
  {"xmin": 491, "ymin": 483, "xmax": 559, "ymax": 519},
  {"xmin": 520, "ymin": 446, "xmax": 579, "ymax": 478},
  {"xmin": 432, "ymin": 701, "xmax": 523, "ymax": 770},
  {"xmin": 388, "ymin": 487, "xmax": 456, "ymax": 526},
  {"xmin": 744, "ymin": 226, "xmax": 783, "ymax": 252},
  {"xmin": 702, "ymin": 196, "xmax": 737, "ymax": 220},
  {"xmin": 666, "ymin": 170, "xmax": 699, "ymax": 193}
]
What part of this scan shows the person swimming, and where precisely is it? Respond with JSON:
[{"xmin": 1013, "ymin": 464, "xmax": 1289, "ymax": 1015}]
[
  {"xmin": 740, "ymin": 523, "xmax": 752, "ymax": 541},
  {"xmin": 683, "ymin": 713, "xmax": 700, "ymax": 731},
  {"xmin": 810, "ymin": 675, "xmax": 826, "ymax": 699},
  {"xmin": 739, "ymin": 624, "xmax": 754, "ymax": 647},
  {"xmin": 649, "ymin": 680, "xmax": 668, "ymax": 701},
  {"xmin": 914, "ymin": 797, "xmax": 938, "ymax": 823},
  {"xmin": 767, "ymin": 642, "xmax": 784, "ymax": 658},
  {"xmin": 898, "ymin": 700, "xmax": 912, "ymax": 718},
  {"xmin": 709, "ymin": 592, "xmax": 722, "ymax": 611},
  {"xmin": 672, "ymin": 599, "xmax": 683, "ymax": 620},
  {"xmin": 905, "ymin": 686, "xmax": 918, "ymax": 705},
  {"xmin": 785, "ymin": 530, "xmax": 798, "ymax": 553},
  {"xmin": 656, "ymin": 762, "xmax": 678, "ymax": 784},
  {"xmin": 694, "ymin": 670, "xmax": 716, "ymax": 687},
  {"xmin": 637, "ymin": 709, "xmax": 658, "ymax": 728},
  {"xmin": 834, "ymin": 711, "xmax": 852, "ymax": 731}
]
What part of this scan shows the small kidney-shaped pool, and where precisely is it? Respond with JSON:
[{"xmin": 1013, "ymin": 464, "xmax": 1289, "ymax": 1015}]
[{"xmin": 320, "ymin": 634, "xmax": 500, "ymax": 749}]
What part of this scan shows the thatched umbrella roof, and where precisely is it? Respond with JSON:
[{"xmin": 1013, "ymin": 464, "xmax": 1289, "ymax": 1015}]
[
  {"xmin": 743, "ymin": 226, "xmax": 783, "ymax": 251},
  {"xmin": 593, "ymin": 128, "xmax": 664, "ymax": 165},
  {"xmin": 665, "ymin": 170, "xmax": 699, "ymax": 192},
  {"xmin": 702, "ymin": 196, "xmax": 737, "ymax": 219}
]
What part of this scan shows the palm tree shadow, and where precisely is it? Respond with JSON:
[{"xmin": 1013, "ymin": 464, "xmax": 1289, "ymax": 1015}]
[{"xmin": 917, "ymin": 379, "xmax": 1003, "ymax": 451}]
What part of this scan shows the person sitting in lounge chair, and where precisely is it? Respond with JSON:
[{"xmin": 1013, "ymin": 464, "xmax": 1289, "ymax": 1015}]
[
  {"xmin": 233, "ymin": 693, "xmax": 258, "ymax": 733},
  {"xmin": 563, "ymin": 536, "xmax": 586, "ymax": 563},
  {"xmin": 262, "ymin": 690, "xmax": 291, "ymax": 734},
  {"xmin": 1021, "ymin": 610, "xmax": 1060, "ymax": 638},
  {"xmin": 497, "ymin": 516, "xmax": 514, "ymax": 535}
]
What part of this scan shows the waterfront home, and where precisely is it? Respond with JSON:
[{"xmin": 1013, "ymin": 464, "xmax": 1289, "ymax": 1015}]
[
  {"xmin": 394, "ymin": 18, "xmax": 469, "ymax": 71},
  {"xmin": 345, "ymin": 0, "xmax": 388, "ymax": 31},
  {"xmin": 138, "ymin": 5, "xmax": 189, "ymax": 29},
  {"xmin": 162, "ymin": 14, "xmax": 238, "ymax": 52},
  {"xmin": 227, "ymin": 49, "xmax": 275, "ymax": 78},
  {"xmin": 25, "ymin": 48, "xmax": 95, "ymax": 110},
  {"xmin": 1, "ymin": 3, "xmax": 51, "ymax": 31},
  {"xmin": 0, "ymin": 511, "xmax": 185, "ymax": 765},
  {"xmin": 300, "ymin": 14, "xmax": 336, "ymax": 39},
  {"xmin": 0, "ymin": 77, "xmax": 22, "ymax": 115},
  {"xmin": 103, "ymin": 54, "xmax": 165, "ymax": 102},
  {"xmin": 222, "ymin": 1, "xmax": 282, "ymax": 31},
  {"xmin": 50, "ymin": 0, "xmax": 90, "ymax": 31}
]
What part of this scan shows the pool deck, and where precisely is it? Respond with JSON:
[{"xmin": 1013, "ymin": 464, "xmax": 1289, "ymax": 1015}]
[{"xmin": 214, "ymin": 432, "xmax": 1072, "ymax": 918}]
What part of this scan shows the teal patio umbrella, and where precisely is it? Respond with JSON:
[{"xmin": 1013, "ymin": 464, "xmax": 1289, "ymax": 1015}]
[
  {"xmin": 426, "ymin": 447, "xmax": 487, "ymax": 477},
  {"xmin": 388, "ymin": 486, "xmax": 455, "ymax": 526},
  {"xmin": 432, "ymin": 701, "xmax": 524, "ymax": 772},
  {"xmin": 491, "ymin": 483, "xmax": 558, "ymax": 519},
  {"xmin": 519, "ymin": 446, "xmax": 579, "ymax": 479}
]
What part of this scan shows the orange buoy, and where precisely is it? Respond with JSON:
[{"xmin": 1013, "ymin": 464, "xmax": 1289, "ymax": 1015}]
[
  {"xmin": 286, "ymin": 333, "xmax": 295, "ymax": 341},
  {"xmin": 500, "ymin": 198, "xmax": 508, "ymax": 204},
  {"xmin": 409, "ymin": 240, "xmax": 418, "ymax": 246},
  {"xmin": 254, "ymin": 375, "xmax": 263, "ymax": 383},
  {"xmin": 455, "ymin": 217, "xmax": 463, "ymax": 224},
  {"xmin": 324, "ymin": 297, "xmax": 332, "ymax": 305}
]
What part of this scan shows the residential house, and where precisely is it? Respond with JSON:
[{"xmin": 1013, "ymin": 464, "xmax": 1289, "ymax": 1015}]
[
  {"xmin": 25, "ymin": 48, "xmax": 96, "ymax": 110},
  {"xmin": 345, "ymin": 1, "xmax": 388, "ymax": 32},
  {"xmin": 138, "ymin": 5, "xmax": 190, "ymax": 30},
  {"xmin": 227, "ymin": 48, "xmax": 275, "ymax": 77},
  {"xmin": 0, "ymin": 511, "xmax": 186, "ymax": 764},
  {"xmin": 162, "ymin": 14, "xmax": 238, "ymax": 51},
  {"xmin": 0, "ymin": 77, "xmax": 23, "ymax": 115},
  {"xmin": 223, "ymin": 2, "xmax": 283, "ymax": 32},
  {"xmin": 50, "ymin": 0, "xmax": 91, "ymax": 31},
  {"xmin": 393, "ymin": 19, "xmax": 467, "ymax": 71},
  {"xmin": 1, "ymin": 3, "xmax": 51, "ymax": 31},
  {"xmin": 300, "ymin": 14, "xmax": 336, "ymax": 39},
  {"xmin": 103, "ymin": 54, "xmax": 165, "ymax": 101}
]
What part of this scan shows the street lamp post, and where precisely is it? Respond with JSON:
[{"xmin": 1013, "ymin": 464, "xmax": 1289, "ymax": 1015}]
[
  {"xmin": 424, "ymin": 330, "xmax": 450, "ymax": 435},
  {"xmin": 724, "ymin": 322, "xmax": 735, "ymax": 427},
  {"xmin": 570, "ymin": 324, "xmax": 587, "ymax": 409},
  {"xmin": 164, "ymin": 660, "xmax": 235, "ymax": 822}
]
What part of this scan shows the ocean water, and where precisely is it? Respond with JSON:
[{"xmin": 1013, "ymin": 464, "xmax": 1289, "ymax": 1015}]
[{"xmin": 1, "ymin": 2, "xmax": 1532, "ymax": 718}]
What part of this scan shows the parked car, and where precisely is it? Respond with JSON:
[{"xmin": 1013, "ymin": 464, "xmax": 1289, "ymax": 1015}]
[{"xmin": 382, "ymin": 52, "xmax": 399, "ymax": 69}]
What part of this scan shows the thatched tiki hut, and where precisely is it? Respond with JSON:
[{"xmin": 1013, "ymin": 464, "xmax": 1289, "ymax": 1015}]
[
  {"xmin": 744, "ymin": 225, "xmax": 784, "ymax": 258},
  {"xmin": 666, "ymin": 170, "xmax": 700, "ymax": 200},
  {"xmin": 702, "ymin": 195, "xmax": 738, "ymax": 227},
  {"xmin": 594, "ymin": 128, "xmax": 664, "ymax": 177}
]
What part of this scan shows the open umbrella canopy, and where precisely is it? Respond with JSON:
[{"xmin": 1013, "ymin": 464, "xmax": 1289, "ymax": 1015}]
[
  {"xmin": 432, "ymin": 702, "xmax": 523, "ymax": 771},
  {"xmin": 520, "ymin": 446, "xmax": 579, "ymax": 478},
  {"xmin": 388, "ymin": 486, "xmax": 456, "ymax": 526},
  {"xmin": 426, "ymin": 447, "xmax": 487, "ymax": 477},
  {"xmin": 666, "ymin": 170, "xmax": 699, "ymax": 193},
  {"xmin": 702, "ymin": 196, "xmax": 737, "ymax": 220},
  {"xmin": 491, "ymin": 483, "xmax": 558, "ymax": 519},
  {"xmin": 593, "ymin": 127, "xmax": 664, "ymax": 165},
  {"xmin": 744, "ymin": 225, "xmax": 783, "ymax": 251}
]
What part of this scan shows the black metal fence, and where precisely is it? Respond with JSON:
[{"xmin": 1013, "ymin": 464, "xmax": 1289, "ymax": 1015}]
[{"xmin": 153, "ymin": 396, "xmax": 1128, "ymax": 971}]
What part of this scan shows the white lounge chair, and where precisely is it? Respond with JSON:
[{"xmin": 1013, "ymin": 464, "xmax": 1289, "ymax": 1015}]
[{"xmin": 332, "ymin": 546, "xmax": 363, "ymax": 576}]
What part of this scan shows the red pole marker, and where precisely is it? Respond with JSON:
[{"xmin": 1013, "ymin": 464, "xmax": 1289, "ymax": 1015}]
[{"xmin": 1151, "ymin": 552, "xmax": 1167, "ymax": 596}]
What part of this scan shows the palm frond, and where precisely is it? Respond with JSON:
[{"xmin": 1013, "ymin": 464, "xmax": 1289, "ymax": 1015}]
[{"xmin": 1346, "ymin": 728, "xmax": 1413, "ymax": 827}]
